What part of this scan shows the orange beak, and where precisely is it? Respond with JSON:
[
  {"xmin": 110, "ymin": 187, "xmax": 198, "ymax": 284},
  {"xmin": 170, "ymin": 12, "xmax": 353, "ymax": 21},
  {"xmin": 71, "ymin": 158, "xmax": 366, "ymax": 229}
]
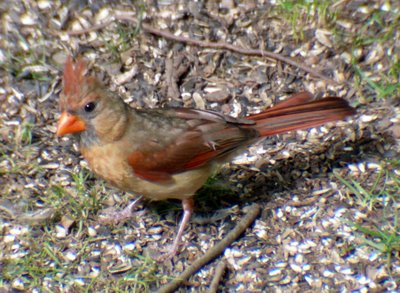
[{"xmin": 56, "ymin": 112, "xmax": 86, "ymax": 136}]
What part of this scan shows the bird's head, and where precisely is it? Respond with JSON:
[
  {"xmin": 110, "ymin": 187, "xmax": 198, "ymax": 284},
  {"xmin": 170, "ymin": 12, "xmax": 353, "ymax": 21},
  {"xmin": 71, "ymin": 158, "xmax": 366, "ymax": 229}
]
[{"xmin": 56, "ymin": 56, "xmax": 127, "ymax": 144}]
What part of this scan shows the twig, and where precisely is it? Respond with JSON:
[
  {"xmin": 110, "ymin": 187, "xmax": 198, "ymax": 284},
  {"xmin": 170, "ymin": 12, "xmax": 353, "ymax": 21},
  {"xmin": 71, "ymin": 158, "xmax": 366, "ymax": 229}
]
[
  {"xmin": 157, "ymin": 203, "xmax": 261, "ymax": 293},
  {"xmin": 208, "ymin": 261, "xmax": 227, "ymax": 293},
  {"xmin": 118, "ymin": 15, "xmax": 329, "ymax": 80},
  {"xmin": 165, "ymin": 55, "xmax": 190, "ymax": 100},
  {"xmin": 143, "ymin": 28, "xmax": 327, "ymax": 80},
  {"xmin": 165, "ymin": 58, "xmax": 179, "ymax": 100},
  {"xmin": 64, "ymin": 20, "xmax": 113, "ymax": 36},
  {"xmin": 60, "ymin": 13, "xmax": 332, "ymax": 81}
]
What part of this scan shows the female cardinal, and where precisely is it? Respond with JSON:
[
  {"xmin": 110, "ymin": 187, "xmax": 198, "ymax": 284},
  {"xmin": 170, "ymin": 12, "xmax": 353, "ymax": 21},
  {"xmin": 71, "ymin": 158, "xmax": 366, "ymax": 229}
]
[{"xmin": 56, "ymin": 56, "xmax": 355, "ymax": 259}]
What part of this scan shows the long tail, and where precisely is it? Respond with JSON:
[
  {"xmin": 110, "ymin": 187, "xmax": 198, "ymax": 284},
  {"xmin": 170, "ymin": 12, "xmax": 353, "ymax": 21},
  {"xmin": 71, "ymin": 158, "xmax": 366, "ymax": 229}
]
[{"xmin": 248, "ymin": 92, "xmax": 356, "ymax": 137}]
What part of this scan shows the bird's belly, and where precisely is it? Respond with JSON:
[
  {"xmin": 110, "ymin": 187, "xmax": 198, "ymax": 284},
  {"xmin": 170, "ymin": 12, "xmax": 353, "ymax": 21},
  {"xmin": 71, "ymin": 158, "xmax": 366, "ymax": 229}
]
[
  {"xmin": 81, "ymin": 144, "xmax": 214, "ymax": 201},
  {"xmin": 129, "ymin": 166, "xmax": 214, "ymax": 201}
]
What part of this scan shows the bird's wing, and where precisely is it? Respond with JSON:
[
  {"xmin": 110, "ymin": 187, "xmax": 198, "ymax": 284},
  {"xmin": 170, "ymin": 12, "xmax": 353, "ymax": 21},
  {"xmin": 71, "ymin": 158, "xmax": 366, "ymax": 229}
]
[{"xmin": 127, "ymin": 108, "xmax": 257, "ymax": 182}]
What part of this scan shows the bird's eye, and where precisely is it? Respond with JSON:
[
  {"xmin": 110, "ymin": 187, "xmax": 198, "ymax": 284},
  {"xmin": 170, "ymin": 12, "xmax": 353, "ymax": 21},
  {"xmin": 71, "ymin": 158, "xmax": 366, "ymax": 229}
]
[{"xmin": 84, "ymin": 102, "xmax": 96, "ymax": 113}]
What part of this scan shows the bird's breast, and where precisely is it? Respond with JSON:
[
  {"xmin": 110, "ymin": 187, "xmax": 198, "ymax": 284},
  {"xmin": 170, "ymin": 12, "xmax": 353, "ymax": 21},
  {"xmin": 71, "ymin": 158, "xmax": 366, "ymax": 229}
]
[
  {"xmin": 80, "ymin": 143, "xmax": 215, "ymax": 201},
  {"xmin": 81, "ymin": 143, "xmax": 132, "ymax": 189}
]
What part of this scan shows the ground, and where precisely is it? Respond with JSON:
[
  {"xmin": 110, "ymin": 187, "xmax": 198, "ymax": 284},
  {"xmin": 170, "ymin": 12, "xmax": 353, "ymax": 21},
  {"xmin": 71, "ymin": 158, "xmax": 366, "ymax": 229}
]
[{"xmin": 1, "ymin": 0, "xmax": 400, "ymax": 292}]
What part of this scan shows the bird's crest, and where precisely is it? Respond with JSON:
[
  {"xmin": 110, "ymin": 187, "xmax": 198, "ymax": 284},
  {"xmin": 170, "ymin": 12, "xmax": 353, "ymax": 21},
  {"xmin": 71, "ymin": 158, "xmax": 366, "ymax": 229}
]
[
  {"xmin": 61, "ymin": 56, "xmax": 97, "ymax": 109},
  {"xmin": 63, "ymin": 56, "xmax": 96, "ymax": 95}
]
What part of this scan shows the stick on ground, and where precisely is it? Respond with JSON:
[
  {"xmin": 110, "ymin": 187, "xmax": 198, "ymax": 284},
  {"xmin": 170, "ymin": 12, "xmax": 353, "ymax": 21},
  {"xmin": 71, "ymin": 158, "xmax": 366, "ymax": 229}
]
[
  {"xmin": 208, "ymin": 260, "xmax": 227, "ymax": 293},
  {"xmin": 157, "ymin": 203, "xmax": 261, "ymax": 293},
  {"xmin": 59, "ymin": 12, "xmax": 331, "ymax": 81}
]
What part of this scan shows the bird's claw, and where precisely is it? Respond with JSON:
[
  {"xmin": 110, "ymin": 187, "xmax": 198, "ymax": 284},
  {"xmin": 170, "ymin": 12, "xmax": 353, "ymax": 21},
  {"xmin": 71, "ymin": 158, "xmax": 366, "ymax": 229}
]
[{"xmin": 97, "ymin": 196, "xmax": 142, "ymax": 225}]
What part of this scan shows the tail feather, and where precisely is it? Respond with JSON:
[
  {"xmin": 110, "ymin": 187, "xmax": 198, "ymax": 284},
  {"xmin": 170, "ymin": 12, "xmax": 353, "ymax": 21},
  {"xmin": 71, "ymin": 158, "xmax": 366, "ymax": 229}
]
[
  {"xmin": 263, "ymin": 91, "xmax": 314, "ymax": 111},
  {"xmin": 247, "ymin": 92, "xmax": 356, "ymax": 137}
]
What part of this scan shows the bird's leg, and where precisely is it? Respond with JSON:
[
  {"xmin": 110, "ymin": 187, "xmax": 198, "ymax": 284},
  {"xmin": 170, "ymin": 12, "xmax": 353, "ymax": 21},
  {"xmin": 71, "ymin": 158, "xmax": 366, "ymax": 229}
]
[
  {"xmin": 159, "ymin": 197, "xmax": 194, "ymax": 260},
  {"xmin": 98, "ymin": 195, "xmax": 143, "ymax": 225}
]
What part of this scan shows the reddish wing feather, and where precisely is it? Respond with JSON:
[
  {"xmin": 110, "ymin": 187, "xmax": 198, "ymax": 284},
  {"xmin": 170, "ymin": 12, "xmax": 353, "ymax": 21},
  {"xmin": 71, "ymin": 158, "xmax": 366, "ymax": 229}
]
[
  {"xmin": 127, "ymin": 110, "xmax": 256, "ymax": 182},
  {"xmin": 183, "ymin": 151, "xmax": 220, "ymax": 170},
  {"xmin": 133, "ymin": 169, "xmax": 174, "ymax": 182},
  {"xmin": 128, "ymin": 128, "xmax": 238, "ymax": 182}
]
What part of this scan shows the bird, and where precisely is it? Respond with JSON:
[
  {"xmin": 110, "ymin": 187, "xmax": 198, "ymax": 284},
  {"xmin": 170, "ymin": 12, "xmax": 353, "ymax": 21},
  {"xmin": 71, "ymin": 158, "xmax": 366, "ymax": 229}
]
[{"xmin": 56, "ymin": 56, "xmax": 356, "ymax": 259}]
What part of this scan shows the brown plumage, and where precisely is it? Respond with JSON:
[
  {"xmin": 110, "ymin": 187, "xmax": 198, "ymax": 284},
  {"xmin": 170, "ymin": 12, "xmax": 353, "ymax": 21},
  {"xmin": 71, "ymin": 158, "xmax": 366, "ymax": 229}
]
[{"xmin": 56, "ymin": 56, "xmax": 356, "ymax": 259}]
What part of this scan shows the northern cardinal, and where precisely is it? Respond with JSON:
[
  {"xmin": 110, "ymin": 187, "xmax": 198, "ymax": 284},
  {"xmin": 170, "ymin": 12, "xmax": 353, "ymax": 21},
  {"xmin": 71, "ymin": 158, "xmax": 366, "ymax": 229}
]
[{"xmin": 56, "ymin": 57, "xmax": 355, "ymax": 259}]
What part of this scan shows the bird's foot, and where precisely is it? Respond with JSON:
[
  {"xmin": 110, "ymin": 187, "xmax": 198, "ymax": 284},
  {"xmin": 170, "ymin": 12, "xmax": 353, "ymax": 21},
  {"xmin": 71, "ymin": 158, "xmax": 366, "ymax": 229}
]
[
  {"xmin": 98, "ymin": 196, "xmax": 142, "ymax": 225},
  {"xmin": 152, "ymin": 243, "xmax": 181, "ymax": 262}
]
